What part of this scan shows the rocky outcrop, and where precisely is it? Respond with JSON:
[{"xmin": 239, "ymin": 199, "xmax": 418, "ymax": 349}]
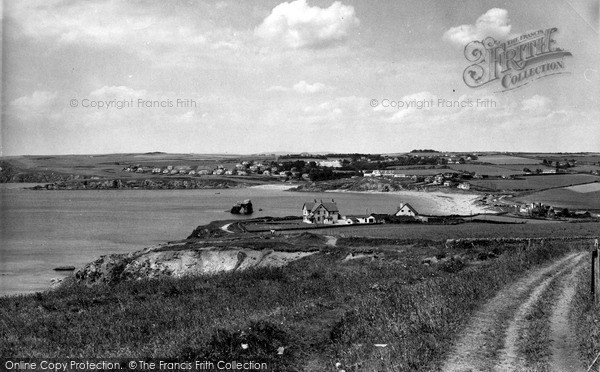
[
  {"xmin": 231, "ymin": 199, "xmax": 253, "ymax": 214},
  {"xmin": 26, "ymin": 178, "xmax": 247, "ymax": 190},
  {"xmin": 73, "ymin": 244, "xmax": 316, "ymax": 286}
]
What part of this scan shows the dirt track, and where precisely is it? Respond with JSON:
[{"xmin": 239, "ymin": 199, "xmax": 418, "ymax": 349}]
[{"xmin": 441, "ymin": 252, "xmax": 586, "ymax": 372}]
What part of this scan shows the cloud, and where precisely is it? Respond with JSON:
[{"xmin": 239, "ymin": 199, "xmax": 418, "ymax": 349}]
[
  {"xmin": 266, "ymin": 85, "xmax": 289, "ymax": 93},
  {"xmin": 521, "ymin": 95, "xmax": 551, "ymax": 115},
  {"xmin": 266, "ymin": 81, "xmax": 330, "ymax": 93},
  {"xmin": 10, "ymin": 91, "xmax": 58, "ymax": 114},
  {"xmin": 255, "ymin": 0, "xmax": 359, "ymax": 49},
  {"xmin": 293, "ymin": 80, "xmax": 328, "ymax": 93},
  {"xmin": 89, "ymin": 86, "xmax": 147, "ymax": 99},
  {"xmin": 443, "ymin": 8, "xmax": 511, "ymax": 47}
]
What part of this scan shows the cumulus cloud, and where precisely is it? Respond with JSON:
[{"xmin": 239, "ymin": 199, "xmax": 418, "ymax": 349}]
[
  {"xmin": 255, "ymin": 0, "xmax": 359, "ymax": 49},
  {"xmin": 521, "ymin": 95, "xmax": 551, "ymax": 115},
  {"xmin": 266, "ymin": 81, "xmax": 330, "ymax": 93},
  {"xmin": 11, "ymin": 90, "xmax": 58, "ymax": 111},
  {"xmin": 266, "ymin": 85, "xmax": 289, "ymax": 93},
  {"xmin": 443, "ymin": 8, "xmax": 512, "ymax": 47},
  {"xmin": 89, "ymin": 86, "xmax": 147, "ymax": 99},
  {"xmin": 293, "ymin": 80, "xmax": 328, "ymax": 93}
]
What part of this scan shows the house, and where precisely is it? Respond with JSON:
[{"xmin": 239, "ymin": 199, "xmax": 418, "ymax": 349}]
[
  {"xmin": 457, "ymin": 182, "xmax": 470, "ymax": 190},
  {"xmin": 357, "ymin": 216, "xmax": 376, "ymax": 224},
  {"xmin": 302, "ymin": 200, "xmax": 341, "ymax": 224},
  {"xmin": 318, "ymin": 160, "xmax": 342, "ymax": 168},
  {"xmin": 162, "ymin": 169, "xmax": 170, "ymax": 174},
  {"xmin": 262, "ymin": 170, "xmax": 271, "ymax": 175},
  {"xmin": 395, "ymin": 202, "xmax": 418, "ymax": 217},
  {"xmin": 369, "ymin": 213, "xmax": 388, "ymax": 223},
  {"xmin": 443, "ymin": 180, "xmax": 455, "ymax": 187},
  {"xmin": 188, "ymin": 170, "xmax": 196, "ymax": 175}
]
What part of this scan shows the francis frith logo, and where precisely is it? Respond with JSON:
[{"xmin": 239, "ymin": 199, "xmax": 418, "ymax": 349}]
[{"xmin": 463, "ymin": 27, "xmax": 572, "ymax": 91}]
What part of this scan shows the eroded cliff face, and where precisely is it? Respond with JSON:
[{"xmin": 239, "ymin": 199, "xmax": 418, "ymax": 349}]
[{"xmin": 73, "ymin": 244, "xmax": 316, "ymax": 286}]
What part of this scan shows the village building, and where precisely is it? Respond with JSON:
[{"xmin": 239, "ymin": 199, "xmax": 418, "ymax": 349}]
[
  {"xmin": 302, "ymin": 200, "xmax": 341, "ymax": 224},
  {"xmin": 357, "ymin": 216, "xmax": 376, "ymax": 224},
  {"xmin": 395, "ymin": 202, "xmax": 418, "ymax": 217},
  {"xmin": 457, "ymin": 182, "xmax": 470, "ymax": 190}
]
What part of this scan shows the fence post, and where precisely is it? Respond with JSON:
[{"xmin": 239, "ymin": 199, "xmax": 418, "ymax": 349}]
[{"xmin": 595, "ymin": 239, "xmax": 600, "ymax": 306}]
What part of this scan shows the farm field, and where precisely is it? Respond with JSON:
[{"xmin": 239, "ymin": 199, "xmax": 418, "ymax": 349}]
[
  {"xmin": 383, "ymin": 168, "xmax": 441, "ymax": 176},
  {"xmin": 566, "ymin": 183, "xmax": 600, "ymax": 193},
  {"xmin": 292, "ymin": 221, "xmax": 599, "ymax": 240},
  {"xmin": 516, "ymin": 189, "xmax": 600, "ymax": 210},
  {"xmin": 492, "ymin": 164, "xmax": 555, "ymax": 172},
  {"xmin": 448, "ymin": 164, "xmax": 518, "ymax": 176},
  {"xmin": 469, "ymin": 174, "xmax": 599, "ymax": 191},
  {"xmin": 571, "ymin": 164, "xmax": 600, "ymax": 173},
  {"xmin": 525, "ymin": 154, "xmax": 600, "ymax": 164},
  {"xmin": 476, "ymin": 155, "xmax": 542, "ymax": 165}
]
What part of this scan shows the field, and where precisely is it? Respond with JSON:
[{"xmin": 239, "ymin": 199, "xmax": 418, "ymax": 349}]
[
  {"xmin": 292, "ymin": 221, "xmax": 600, "ymax": 240},
  {"xmin": 476, "ymin": 155, "xmax": 542, "ymax": 165},
  {"xmin": 448, "ymin": 164, "xmax": 518, "ymax": 176},
  {"xmin": 571, "ymin": 164, "xmax": 600, "ymax": 173},
  {"xmin": 516, "ymin": 189, "xmax": 600, "ymax": 210},
  {"xmin": 566, "ymin": 183, "xmax": 600, "ymax": 193},
  {"xmin": 469, "ymin": 174, "xmax": 599, "ymax": 191}
]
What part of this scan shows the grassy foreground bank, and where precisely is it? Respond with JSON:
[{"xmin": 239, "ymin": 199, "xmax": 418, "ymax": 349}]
[
  {"xmin": 0, "ymin": 239, "xmax": 582, "ymax": 371},
  {"xmin": 571, "ymin": 258, "xmax": 600, "ymax": 370}
]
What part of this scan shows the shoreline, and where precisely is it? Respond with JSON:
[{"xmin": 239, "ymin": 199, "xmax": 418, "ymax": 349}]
[{"xmin": 322, "ymin": 188, "xmax": 495, "ymax": 216}]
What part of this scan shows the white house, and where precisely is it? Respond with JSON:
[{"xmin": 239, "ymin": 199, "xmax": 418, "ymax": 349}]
[
  {"xmin": 318, "ymin": 160, "xmax": 342, "ymax": 168},
  {"xmin": 395, "ymin": 202, "xmax": 418, "ymax": 217},
  {"xmin": 357, "ymin": 216, "xmax": 376, "ymax": 224},
  {"xmin": 302, "ymin": 200, "xmax": 341, "ymax": 224},
  {"xmin": 457, "ymin": 182, "xmax": 471, "ymax": 190}
]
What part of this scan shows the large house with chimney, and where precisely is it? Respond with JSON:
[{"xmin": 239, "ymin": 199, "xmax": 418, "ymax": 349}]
[
  {"xmin": 302, "ymin": 200, "xmax": 341, "ymax": 224},
  {"xmin": 395, "ymin": 202, "xmax": 418, "ymax": 217}
]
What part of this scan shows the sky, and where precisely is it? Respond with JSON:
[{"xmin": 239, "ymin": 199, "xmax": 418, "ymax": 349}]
[{"xmin": 1, "ymin": 0, "xmax": 599, "ymax": 155}]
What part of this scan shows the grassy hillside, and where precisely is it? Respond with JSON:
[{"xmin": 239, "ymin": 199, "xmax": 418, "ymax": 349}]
[{"xmin": 0, "ymin": 238, "xmax": 585, "ymax": 371}]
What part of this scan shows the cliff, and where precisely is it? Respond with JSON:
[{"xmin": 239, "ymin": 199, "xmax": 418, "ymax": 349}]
[{"xmin": 70, "ymin": 229, "xmax": 328, "ymax": 286}]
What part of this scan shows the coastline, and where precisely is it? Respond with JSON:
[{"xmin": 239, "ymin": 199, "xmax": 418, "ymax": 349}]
[{"xmin": 323, "ymin": 188, "xmax": 494, "ymax": 216}]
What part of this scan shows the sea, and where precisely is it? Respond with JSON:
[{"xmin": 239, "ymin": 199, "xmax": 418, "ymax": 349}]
[{"xmin": 0, "ymin": 183, "xmax": 441, "ymax": 296}]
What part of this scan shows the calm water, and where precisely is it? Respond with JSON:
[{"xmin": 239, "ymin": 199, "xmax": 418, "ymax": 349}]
[{"xmin": 0, "ymin": 184, "xmax": 439, "ymax": 296}]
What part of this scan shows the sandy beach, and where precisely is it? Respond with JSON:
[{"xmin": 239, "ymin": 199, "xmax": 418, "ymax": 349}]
[
  {"xmin": 325, "ymin": 189, "xmax": 494, "ymax": 216},
  {"xmin": 249, "ymin": 184, "xmax": 297, "ymax": 191}
]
